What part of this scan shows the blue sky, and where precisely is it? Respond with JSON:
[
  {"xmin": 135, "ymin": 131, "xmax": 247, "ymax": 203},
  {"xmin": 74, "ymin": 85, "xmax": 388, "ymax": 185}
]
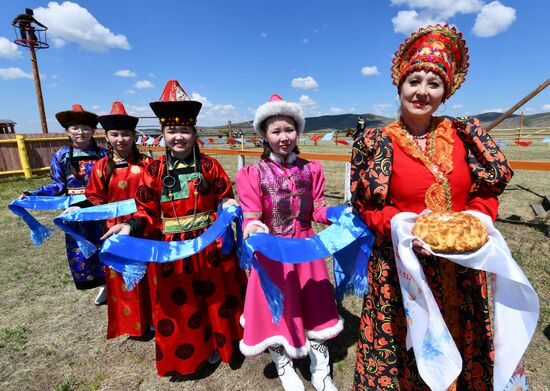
[{"xmin": 1, "ymin": 0, "xmax": 549, "ymax": 133}]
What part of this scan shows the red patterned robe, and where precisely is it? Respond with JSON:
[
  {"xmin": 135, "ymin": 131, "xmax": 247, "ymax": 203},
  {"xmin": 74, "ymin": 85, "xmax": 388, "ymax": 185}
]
[
  {"xmin": 132, "ymin": 153, "xmax": 247, "ymax": 376},
  {"xmin": 85, "ymin": 154, "xmax": 155, "ymax": 339},
  {"xmin": 350, "ymin": 117, "xmax": 513, "ymax": 390}
]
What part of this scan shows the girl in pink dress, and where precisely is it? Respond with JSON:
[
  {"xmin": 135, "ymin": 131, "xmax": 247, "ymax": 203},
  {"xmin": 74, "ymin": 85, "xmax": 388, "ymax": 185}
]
[{"xmin": 236, "ymin": 94, "xmax": 342, "ymax": 391}]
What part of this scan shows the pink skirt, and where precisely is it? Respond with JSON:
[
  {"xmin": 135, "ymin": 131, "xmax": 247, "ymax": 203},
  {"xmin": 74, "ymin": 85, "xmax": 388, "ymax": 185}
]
[{"xmin": 240, "ymin": 255, "xmax": 343, "ymax": 358}]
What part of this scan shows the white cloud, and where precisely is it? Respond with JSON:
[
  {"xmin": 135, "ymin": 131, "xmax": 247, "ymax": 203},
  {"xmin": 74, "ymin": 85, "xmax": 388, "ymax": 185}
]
[
  {"xmin": 114, "ymin": 69, "xmax": 137, "ymax": 78},
  {"xmin": 0, "ymin": 67, "xmax": 33, "ymax": 80},
  {"xmin": 148, "ymin": 73, "xmax": 156, "ymax": 78},
  {"xmin": 34, "ymin": 2, "xmax": 130, "ymax": 52},
  {"xmin": 184, "ymin": 92, "xmax": 242, "ymax": 125},
  {"xmin": 452, "ymin": 104, "xmax": 464, "ymax": 109},
  {"xmin": 125, "ymin": 89, "xmax": 136, "ymax": 95},
  {"xmin": 52, "ymin": 37, "xmax": 67, "ymax": 48},
  {"xmin": 0, "ymin": 37, "xmax": 21, "ymax": 59},
  {"xmin": 330, "ymin": 107, "xmax": 345, "ymax": 114},
  {"xmin": 302, "ymin": 38, "xmax": 309, "ymax": 44},
  {"xmin": 481, "ymin": 107, "xmax": 503, "ymax": 113},
  {"xmin": 391, "ymin": 10, "xmax": 443, "ymax": 34},
  {"xmin": 260, "ymin": 32, "xmax": 267, "ymax": 38},
  {"xmin": 472, "ymin": 1, "xmax": 516, "ymax": 37},
  {"xmin": 361, "ymin": 66, "xmax": 380, "ymax": 76},
  {"xmin": 134, "ymin": 80, "xmax": 154, "ymax": 89},
  {"xmin": 542, "ymin": 104, "xmax": 550, "ymax": 111},
  {"xmin": 391, "ymin": 0, "xmax": 483, "ymax": 19},
  {"xmin": 390, "ymin": 0, "xmax": 515, "ymax": 36},
  {"xmin": 291, "ymin": 76, "xmax": 319, "ymax": 90},
  {"xmin": 191, "ymin": 92, "xmax": 213, "ymax": 108},
  {"xmin": 208, "ymin": 104, "xmax": 237, "ymax": 116},
  {"xmin": 126, "ymin": 104, "xmax": 154, "ymax": 116},
  {"xmin": 372, "ymin": 103, "xmax": 394, "ymax": 115},
  {"xmin": 298, "ymin": 95, "xmax": 320, "ymax": 116},
  {"xmin": 199, "ymin": 104, "xmax": 239, "ymax": 125}
]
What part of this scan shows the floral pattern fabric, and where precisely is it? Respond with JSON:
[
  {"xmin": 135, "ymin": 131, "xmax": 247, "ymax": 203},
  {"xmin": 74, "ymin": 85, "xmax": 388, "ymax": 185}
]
[{"xmin": 350, "ymin": 117, "xmax": 514, "ymax": 390}]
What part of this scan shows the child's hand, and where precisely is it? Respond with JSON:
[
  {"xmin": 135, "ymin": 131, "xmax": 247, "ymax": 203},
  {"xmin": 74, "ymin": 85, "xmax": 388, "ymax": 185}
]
[
  {"xmin": 100, "ymin": 223, "xmax": 131, "ymax": 241},
  {"xmin": 243, "ymin": 223, "xmax": 266, "ymax": 239},
  {"xmin": 63, "ymin": 206, "xmax": 80, "ymax": 214},
  {"xmin": 222, "ymin": 199, "xmax": 239, "ymax": 208}
]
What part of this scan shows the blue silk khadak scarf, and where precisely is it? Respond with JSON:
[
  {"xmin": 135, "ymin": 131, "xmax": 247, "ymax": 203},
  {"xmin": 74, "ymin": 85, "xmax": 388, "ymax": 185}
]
[
  {"xmin": 100, "ymin": 204, "xmax": 375, "ymax": 323},
  {"xmin": 9, "ymin": 195, "xmax": 86, "ymax": 246},
  {"xmin": 53, "ymin": 199, "xmax": 137, "ymax": 258}
]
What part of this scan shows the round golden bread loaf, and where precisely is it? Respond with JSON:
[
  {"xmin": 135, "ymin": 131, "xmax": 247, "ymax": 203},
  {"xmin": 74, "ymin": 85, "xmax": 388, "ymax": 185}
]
[{"xmin": 412, "ymin": 212, "xmax": 488, "ymax": 253}]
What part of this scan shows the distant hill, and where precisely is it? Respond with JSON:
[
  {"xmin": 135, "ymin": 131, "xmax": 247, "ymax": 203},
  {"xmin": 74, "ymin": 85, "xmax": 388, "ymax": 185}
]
[
  {"xmin": 202, "ymin": 111, "xmax": 550, "ymax": 133},
  {"xmin": 303, "ymin": 113, "xmax": 392, "ymax": 132}
]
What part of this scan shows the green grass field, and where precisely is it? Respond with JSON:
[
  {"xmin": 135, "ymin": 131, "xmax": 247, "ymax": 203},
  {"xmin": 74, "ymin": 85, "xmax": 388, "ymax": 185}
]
[{"xmin": 0, "ymin": 144, "xmax": 548, "ymax": 390}]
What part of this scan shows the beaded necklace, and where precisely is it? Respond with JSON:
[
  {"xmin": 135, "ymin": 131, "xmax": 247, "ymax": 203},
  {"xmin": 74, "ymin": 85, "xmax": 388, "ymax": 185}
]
[{"xmin": 399, "ymin": 119, "xmax": 436, "ymax": 158}]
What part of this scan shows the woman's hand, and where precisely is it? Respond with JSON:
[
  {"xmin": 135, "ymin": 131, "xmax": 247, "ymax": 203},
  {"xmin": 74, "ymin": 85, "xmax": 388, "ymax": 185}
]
[
  {"xmin": 100, "ymin": 223, "xmax": 131, "ymax": 241},
  {"xmin": 243, "ymin": 223, "xmax": 266, "ymax": 239},
  {"xmin": 222, "ymin": 199, "xmax": 239, "ymax": 208},
  {"xmin": 412, "ymin": 239, "xmax": 431, "ymax": 257},
  {"xmin": 63, "ymin": 206, "xmax": 80, "ymax": 214}
]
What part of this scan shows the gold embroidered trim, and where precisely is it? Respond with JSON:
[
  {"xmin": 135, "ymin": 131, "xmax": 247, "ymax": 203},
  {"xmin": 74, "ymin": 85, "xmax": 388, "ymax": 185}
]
[
  {"xmin": 67, "ymin": 188, "xmax": 85, "ymax": 195},
  {"xmin": 385, "ymin": 118, "xmax": 454, "ymax": 212},
  {"xmin": 162, "ymin": 210, "xmax": 214, "ymax": 234}
]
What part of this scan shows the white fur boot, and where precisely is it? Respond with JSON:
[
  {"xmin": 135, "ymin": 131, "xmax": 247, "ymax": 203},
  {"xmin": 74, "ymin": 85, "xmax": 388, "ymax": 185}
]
[
  {"xmin": 309, "ymin": 340, "xmax": 337, "ymax": 391},
  {"xmin": 268, "ymin": 345, "xmax": 305, "ymax": 391}
]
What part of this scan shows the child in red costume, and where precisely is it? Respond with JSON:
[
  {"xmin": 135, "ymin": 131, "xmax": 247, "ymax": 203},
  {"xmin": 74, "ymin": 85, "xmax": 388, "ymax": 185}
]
[{"xmin": 103, "ymin": 81, "xmax": 247, "ymax": 376}]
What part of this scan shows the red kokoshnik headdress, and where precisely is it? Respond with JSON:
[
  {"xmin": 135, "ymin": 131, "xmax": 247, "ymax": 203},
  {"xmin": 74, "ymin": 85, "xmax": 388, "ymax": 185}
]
[{"xmin": 391, "ymin": 24, "xmax": 469, "ymax": 100}]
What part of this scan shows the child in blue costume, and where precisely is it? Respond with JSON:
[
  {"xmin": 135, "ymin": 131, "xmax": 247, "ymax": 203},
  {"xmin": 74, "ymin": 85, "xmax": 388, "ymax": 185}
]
[{"xmin": 24, "ymin": 104, "xmax": 108, "ymax": 304}]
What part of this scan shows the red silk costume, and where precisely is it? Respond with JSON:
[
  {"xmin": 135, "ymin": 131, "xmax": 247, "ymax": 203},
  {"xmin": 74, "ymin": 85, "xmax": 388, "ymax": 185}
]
[
  {"xmin": 85, "ymin": 154, "xmax": 155, "ymax": 339},
  {"xmin": 131, "ymin": 153, "xmax": 247, "ymax": 376}
]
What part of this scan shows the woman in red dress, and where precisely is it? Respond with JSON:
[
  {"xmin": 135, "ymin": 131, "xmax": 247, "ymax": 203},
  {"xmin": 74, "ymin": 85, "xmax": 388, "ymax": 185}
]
[
  {"xmin": 104, "ymin": 80, "xmax": 247, "ymax": 376},
  {"xmin": 69, "ymin": 101, "xmax": 155, "ymax": 338},
  {"xmin": 350, "ymin": 25, "xmax": 515, "ymax": 390}
]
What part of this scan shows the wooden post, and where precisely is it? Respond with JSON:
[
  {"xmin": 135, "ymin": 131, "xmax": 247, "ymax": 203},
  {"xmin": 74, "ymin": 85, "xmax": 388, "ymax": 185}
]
[
  {"xmin": 486, "ymin": 78, "xmax": 550, "ymax": 131},
  {"xmin": 30, "ymin": 44, "xmax": 48, "ymax": 133},
  {"xmin": 16, "ymin": 135, "xmax": 33, "ymax": 179},
  {"xmin": 518, "ymin": 111, "xmax": 524, "ymax": 140},
  {"xmin": 237, "ymin": 155, "xmax": 245, "ymax": 171}
]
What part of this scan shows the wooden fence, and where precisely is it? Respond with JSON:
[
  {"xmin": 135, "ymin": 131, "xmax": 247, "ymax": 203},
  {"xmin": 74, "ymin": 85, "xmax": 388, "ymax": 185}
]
[
  {"xmin": 0, "ymin": 133, "xmax": 105, "ymax": 178},
  {"xmin": 1, "ymin": 132, "xmax": 550, "ymax": 181}
]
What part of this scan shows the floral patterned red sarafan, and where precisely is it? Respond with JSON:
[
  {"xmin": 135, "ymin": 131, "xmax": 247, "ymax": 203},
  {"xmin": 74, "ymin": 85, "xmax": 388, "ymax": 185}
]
[{"xmin": 349, "ymin": 115, "xmax": 514, "ymax": 390}]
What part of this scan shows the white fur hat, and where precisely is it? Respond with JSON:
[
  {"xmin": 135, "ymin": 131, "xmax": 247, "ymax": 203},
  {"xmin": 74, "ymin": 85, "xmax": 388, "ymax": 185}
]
[{"xmin": 253, "ymin": 94, "xmax": 305, "ymax": 135}]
